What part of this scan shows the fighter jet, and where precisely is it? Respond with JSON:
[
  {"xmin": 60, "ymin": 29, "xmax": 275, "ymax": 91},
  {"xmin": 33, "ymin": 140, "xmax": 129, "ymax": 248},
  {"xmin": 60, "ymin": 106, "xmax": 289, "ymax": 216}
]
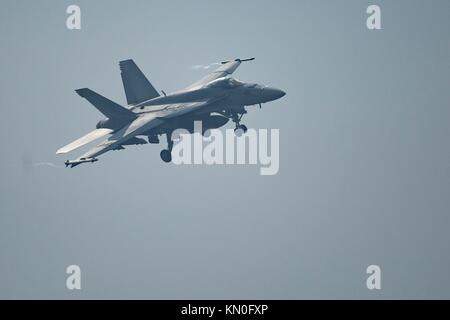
[{"xmin": 56, "ymin": 58, "xmax": 285, "ymax": 167}]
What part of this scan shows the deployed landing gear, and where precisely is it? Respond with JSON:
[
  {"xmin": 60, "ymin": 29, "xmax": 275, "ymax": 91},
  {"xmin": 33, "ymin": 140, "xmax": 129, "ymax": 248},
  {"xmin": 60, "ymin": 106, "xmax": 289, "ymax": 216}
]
[
  {"xmin": 234, "ymin": 124, "xmax": 248, "ymax": 137},
  {"xmin": 231, "ymin": 112, "xmax": 248, "ymax": 136},
  {"xmin": 160, "ymin": 133, "xmax": 173, "ymax": 163},
  {"xmin": 160, "ymin": 149, "xmax": 172, "ymax": 163},
  {"xmin": 218, "ymin": 109, "xmax": 248, "ymax": 136}
]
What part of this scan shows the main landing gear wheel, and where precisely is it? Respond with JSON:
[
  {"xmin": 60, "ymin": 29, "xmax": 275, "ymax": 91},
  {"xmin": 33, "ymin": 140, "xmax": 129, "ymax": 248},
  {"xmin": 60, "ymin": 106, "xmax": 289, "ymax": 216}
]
[
  {"xmin": 160, "ymin": 132, "xmax": 174, "ymax": 163},
  {"xmin": 160, "ymin": 149, "xmax": 172, "ymax": 163}
]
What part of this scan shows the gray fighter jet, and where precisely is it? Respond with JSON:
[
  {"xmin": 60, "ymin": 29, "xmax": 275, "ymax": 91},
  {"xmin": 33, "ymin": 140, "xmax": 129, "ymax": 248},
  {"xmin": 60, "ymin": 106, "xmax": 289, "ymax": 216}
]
[{"xmin": 56, "ymin": 58, "xmax": 285, "ymax": 167}]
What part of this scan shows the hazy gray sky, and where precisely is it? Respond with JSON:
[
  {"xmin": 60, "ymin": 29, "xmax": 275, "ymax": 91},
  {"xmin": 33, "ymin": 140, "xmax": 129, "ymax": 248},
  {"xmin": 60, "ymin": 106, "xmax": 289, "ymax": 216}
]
[{"xmin": 0, "ymin": 0, "xmax": 449, "ymax": 299}]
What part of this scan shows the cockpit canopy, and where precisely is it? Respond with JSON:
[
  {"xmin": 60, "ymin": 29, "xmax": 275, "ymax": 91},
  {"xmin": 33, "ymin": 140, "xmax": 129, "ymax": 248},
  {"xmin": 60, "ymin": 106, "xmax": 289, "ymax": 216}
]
[{"xmin": 204, "ymin": 77, "xmax": 245, "ymax": 89}]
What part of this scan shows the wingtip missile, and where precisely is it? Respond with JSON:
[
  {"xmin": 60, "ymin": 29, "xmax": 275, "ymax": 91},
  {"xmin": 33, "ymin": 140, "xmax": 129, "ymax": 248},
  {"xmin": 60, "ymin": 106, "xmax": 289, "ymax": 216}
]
[
  {"xmin": 221, "ymin": 57, "xmax": 255, "ymax": 64},
  {"xmin": 65, "ymin": 158, "xmax": 98, "ymax": 168}
]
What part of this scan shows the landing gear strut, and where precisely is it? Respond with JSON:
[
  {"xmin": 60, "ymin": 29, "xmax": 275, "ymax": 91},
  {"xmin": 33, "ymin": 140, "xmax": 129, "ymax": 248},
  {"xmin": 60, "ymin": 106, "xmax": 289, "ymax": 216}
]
[{"xmin": 160, "ymin": 133, "xmax": 173, "ymax": 163}]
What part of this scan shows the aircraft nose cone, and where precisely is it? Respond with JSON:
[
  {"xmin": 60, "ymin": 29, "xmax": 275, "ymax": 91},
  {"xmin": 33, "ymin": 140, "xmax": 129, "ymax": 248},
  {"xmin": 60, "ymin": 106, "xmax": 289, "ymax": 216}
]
[{"xmin": 264, "ymin": 87, "xmax": 286, "ymax": 101}]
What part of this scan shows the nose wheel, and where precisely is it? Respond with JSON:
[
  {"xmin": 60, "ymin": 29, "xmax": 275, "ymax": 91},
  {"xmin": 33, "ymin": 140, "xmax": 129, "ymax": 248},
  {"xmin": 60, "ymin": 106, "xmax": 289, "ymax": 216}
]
[
  {"xmin": 234, "ymin": 124, "xmax": 248, "ymax": 136},
  {"xmin": 160, "ymin": 133, "xmax": 173, "ymax": 163}
]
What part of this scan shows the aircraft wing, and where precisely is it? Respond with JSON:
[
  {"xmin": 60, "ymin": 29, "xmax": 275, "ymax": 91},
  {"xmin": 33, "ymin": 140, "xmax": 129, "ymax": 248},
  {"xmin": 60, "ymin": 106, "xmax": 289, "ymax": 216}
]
[
  {"xmin": 56, "ymin": 128, "xmax": 113, "ymax": 154},
  {"xmin": 67, "ymin": 113, "xmax": 163, "ymax": 166},
  {"xmin": 185, "ymin": 58, "xmax": 254, "ymax": 90}
]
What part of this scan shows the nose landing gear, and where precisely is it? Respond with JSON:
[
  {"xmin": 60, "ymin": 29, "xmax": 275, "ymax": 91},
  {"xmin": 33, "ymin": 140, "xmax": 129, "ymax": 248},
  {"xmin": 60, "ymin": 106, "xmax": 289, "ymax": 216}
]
[
  {"xmin": 234, "ymin": 124, "xmax": 248, "ymax": 137},
  {"xmin": 231, "ymin": 112, "xmax": 248, "ymax": 136}
]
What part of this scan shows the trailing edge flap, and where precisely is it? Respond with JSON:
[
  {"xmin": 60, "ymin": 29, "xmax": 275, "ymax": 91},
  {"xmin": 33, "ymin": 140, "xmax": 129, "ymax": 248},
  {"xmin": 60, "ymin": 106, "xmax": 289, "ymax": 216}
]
[{"xmin": 56, "ymin": 128, "xmax": 113, "ymax": 154}]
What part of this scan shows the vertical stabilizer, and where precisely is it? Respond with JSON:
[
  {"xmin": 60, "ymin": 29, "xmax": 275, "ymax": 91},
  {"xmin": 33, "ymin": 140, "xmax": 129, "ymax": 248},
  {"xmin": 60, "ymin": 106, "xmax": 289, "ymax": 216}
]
[{"xmin": 119, "ymin": 59, "xmax": 160, "ymax": 105}]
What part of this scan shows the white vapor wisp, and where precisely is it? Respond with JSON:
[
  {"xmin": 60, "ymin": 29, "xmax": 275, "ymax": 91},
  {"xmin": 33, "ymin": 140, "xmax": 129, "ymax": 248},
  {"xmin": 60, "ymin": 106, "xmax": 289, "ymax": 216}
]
[
  {"xmin": 33, "ymin": 162, "xmax": 63, "ymax": 169},
  {"xmin": 189, "ymin": 62, "xmax": 221, "ymax": 70}
]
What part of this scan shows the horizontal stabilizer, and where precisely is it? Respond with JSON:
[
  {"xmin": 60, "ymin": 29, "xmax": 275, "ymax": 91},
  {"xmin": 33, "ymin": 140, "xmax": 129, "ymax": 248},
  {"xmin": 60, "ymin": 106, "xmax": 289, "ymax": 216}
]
[
  {"xmin": 76, "ymin": 88, "xmax": 136, "ymax": 120},
  {"xmin": 56, "ymin": 128, "xmax": 113, "ymax": 154},
  {"xmin": 120, "ymin": 59, "xmax": 160, "ymax": 105}
]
